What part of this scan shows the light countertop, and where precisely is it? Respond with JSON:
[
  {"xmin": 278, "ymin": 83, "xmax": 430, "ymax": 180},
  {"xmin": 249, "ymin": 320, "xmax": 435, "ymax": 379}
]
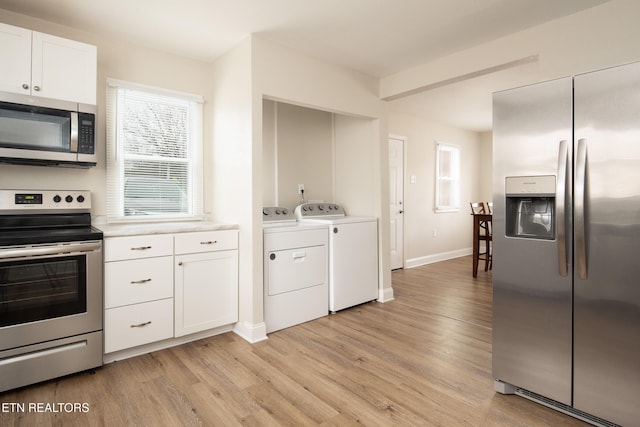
[{"xmin": 94, "ymin": 221, "xmax": 238, "ymax": 237}]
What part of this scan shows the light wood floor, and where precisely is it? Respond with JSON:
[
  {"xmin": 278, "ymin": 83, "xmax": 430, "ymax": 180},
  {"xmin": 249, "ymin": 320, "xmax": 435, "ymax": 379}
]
[{"xmin": 0, "ymin": 256, "xmax": 588, "ymax": 426}]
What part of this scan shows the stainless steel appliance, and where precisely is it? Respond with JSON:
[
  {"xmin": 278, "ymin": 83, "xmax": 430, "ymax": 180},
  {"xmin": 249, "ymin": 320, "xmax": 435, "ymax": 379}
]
[
  {"xmin": 492, "ymin": 61, "xmax": 640, "ymax": 426},
  {"xmin": 0, "ymin": 91, "xmax": 97, "ymax": 167},
  {"xmin": 0, "ymin": 189, "xmax": 103, "ymax": 392}
]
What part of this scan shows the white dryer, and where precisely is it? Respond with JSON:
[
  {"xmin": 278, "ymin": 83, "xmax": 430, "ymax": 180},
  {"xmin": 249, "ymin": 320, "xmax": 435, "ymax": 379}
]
[
  {"xmin": 263, "ymin": 206, "xmax": 328, "ymax": 333},
  {"xmin": 295, "ymin": 202, "xmax": 378, "ymax": 312}
]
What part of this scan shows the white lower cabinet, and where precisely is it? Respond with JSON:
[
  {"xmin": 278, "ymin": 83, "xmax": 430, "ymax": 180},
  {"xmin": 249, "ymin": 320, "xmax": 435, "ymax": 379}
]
[
  {"xmin": 103, "ymin": 229, "xmax": 238, "ymax": 357},
  {"xmin": 175, "ymin": 249, "xmax": 239, "ymax": 337}
]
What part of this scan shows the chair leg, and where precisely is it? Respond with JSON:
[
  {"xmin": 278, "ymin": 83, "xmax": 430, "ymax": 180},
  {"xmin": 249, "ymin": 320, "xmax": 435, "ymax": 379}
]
[{"xmin": 484, "ymin": 239, "xmax": 490, "ymax": 272}]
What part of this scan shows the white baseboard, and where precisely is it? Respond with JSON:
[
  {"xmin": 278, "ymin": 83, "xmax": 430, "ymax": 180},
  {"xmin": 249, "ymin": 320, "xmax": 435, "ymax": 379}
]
[
  {"xmin": 405, "ymin": 247, "xmax": 472, "ymax": 269},
  {"xmin": 377, "ymin": 286, "xmax": 395, "ymax": 303},
  {"xmin": 233, "ymin": 320, "xmax": 268, "ymax": 343}
]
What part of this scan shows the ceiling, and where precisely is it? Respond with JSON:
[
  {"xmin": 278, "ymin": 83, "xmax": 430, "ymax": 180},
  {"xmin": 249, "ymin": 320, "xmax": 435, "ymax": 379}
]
[{"xmin": 0, "ymin": 0, "xmax": 608, "ymax": 131}]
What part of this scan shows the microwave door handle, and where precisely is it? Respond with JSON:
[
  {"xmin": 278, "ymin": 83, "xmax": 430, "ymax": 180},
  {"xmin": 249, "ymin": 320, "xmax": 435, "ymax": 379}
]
[{"xmin": 70, "ymin": 112, "xmax": 79, "ymax": 153}]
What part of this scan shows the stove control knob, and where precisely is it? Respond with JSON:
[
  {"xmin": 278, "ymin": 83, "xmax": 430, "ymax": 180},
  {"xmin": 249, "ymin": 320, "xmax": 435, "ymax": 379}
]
[
  {"xmin": 302, "ymin": 206, "xmax": 307, "ymax": 212},
  {"xmin": 309, "ymin": 206, "xmax": 314, "ymax": 211},
  {"xmin": 77, "ymin": 195, "xmax": 85, "ymax": 203},
  {"xmin": 275, "ymin": 209, "xmax": 281, "ymax": 215},
  {"xmin": 65, "ymin": 195, "xmax": 73, "ymax": 203},
  {"xmin": 282, "ymin": 209, "xmax": 288, "ymax": 215},
  {"xmin": 263, "ymin": 209, "xmax": 269, "ymax": 216},
  {"xmin": 53, "ymin": 195, "xmax": 61, "ymax": 203},
  {"xmin": 318, "ymin": 205, "xmax": 324, "ymax": 211}
]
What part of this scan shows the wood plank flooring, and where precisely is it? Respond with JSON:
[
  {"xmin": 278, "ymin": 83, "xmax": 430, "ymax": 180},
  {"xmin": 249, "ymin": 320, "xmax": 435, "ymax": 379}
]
[{"xmin": 0, "ymin": 256, "xmax": 588, "ymax": 426}]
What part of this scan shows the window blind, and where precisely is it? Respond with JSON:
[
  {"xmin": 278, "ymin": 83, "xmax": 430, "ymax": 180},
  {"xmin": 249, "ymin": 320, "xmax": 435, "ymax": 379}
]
[
  {"xmin": 435, "ymin": 142, "xmax": 461, "ymax": 212},
  {"xmin": 106, "ymin": 79, "xmax": 203, "ymax": 222}
]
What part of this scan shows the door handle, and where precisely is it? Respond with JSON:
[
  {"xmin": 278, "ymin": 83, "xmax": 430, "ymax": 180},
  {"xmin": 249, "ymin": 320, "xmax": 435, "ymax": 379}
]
[
  {"xmin": 556, "ymin": 140, "xmax": 569, "ymax": 277},
  {"xmin": 575, "ymin": 138, "xmax": 588, "ymax": 280},
  {"xmin": 70, "ymin": 112, "xmax": 78, "ymax": 153}
]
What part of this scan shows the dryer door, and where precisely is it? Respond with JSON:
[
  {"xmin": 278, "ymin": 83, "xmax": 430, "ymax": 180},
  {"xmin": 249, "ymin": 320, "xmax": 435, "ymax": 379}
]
[{"xmin": 267, "ymin": 245, "xmax": 326, "ymax": 295}]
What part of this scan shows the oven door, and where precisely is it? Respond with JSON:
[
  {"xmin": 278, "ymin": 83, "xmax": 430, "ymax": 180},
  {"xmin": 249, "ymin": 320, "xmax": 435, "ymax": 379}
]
[{"xmin": 0, "ymin": 240, "xmax": 103, "ymax": 351}]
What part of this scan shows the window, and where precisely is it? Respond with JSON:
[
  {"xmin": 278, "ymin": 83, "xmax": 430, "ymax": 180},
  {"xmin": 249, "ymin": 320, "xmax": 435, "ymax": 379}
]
[
  {"xmin": 435, "ymin": 142, "xmax": 460, "ymax": 212},
  {"xmin": 106, "ymin": 79, "xmax": 203, "ymax": 221}
]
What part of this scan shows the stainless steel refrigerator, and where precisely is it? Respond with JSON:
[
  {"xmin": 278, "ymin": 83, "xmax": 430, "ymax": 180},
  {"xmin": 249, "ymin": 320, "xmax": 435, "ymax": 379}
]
[{"xmin": 492, "ymin": 61, "xmax": 640, "ymax": 427}]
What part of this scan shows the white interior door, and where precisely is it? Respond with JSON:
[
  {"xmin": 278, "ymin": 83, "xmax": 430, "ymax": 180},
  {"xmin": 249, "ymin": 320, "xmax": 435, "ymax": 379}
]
[{"xmin": 389, "ymin": 136, "xmax": 405, "ymax": 270}]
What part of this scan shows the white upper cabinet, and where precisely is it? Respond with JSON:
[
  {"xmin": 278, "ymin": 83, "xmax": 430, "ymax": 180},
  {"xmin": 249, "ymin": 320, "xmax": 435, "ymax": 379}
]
[
  {"xmin": 0, "ymin": 24, "xmax": 31, "ymax": 95},
  {"xmin": 0, "ymin": 23, "xmax": 97, "ymax": 105}
]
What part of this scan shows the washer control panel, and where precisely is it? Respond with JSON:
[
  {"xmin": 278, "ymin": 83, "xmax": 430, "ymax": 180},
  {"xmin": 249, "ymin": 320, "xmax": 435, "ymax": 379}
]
[
  {"xmin": 295, "ymin": 202, "xmax": 345, "ymax": 218},
  {"xmin": 262, "ymin": 206, "xmax": 296, "ymax": 223}
]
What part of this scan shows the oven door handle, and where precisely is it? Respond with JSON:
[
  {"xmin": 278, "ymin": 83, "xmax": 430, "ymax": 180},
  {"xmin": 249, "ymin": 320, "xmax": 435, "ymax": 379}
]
[{"xmin": 0, "ymin": 241, "xmax": 102, "ymax": 260}]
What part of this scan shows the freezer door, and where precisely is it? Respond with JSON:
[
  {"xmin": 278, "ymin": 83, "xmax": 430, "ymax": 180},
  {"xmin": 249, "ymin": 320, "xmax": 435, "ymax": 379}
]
[
  {"xmin": 573, "ymin": 62, "xmax": 640, "ymax": 426},
  {"xmin": 492, "ymin": 77, "xmax": 573, "ymax": 405}
]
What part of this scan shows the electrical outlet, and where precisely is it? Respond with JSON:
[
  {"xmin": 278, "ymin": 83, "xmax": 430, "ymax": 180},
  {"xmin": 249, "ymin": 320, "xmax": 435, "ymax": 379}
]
[{"xmin": 298, "ymin": 184, "xmax": 304, "ymax": 194}]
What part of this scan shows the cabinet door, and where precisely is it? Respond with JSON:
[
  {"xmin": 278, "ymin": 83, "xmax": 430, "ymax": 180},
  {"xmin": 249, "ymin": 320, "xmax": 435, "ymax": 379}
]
[
  {"xmin": 31, "ymin": 31, "xmax": 97, "ymax": 104},
  {"xmin": 174, "ymin": 250, "xmax": 238, "ymax": 337},
  {"xmin": 0, "ymin": 23, "xmax": 32, "ymax": 95}
]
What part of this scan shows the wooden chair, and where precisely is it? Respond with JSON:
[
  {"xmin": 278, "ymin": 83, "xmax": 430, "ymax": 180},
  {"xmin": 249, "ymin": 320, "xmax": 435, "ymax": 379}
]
[{"xmin": 470, "ymin": 202, "xmax": 492, "ymax": 276}]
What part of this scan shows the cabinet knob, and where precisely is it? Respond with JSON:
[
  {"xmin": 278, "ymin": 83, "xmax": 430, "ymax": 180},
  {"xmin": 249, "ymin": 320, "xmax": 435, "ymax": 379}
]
[
  {"xmin": 22, "ymin": 83, "xmax": 29, "ymax": 90},
  {"xmin": 178, "ymin": 262, "xmax": 183, "ymax": 266},
  {"xmin": 33, "ymin": 85, "xmax": 40, "ymax": 91}
]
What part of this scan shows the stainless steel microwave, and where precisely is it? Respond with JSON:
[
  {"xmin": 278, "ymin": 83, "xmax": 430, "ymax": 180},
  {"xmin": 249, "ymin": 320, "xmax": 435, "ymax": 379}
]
[{"xmin": 0, "ymin": 91, "xmax": 97, "ymax": 167}]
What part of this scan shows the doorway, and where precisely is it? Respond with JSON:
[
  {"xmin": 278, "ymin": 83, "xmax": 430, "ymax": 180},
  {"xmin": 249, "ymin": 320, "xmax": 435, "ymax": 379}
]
[{"xmin": 389, "ymin": 136, "xmax": 405, "ymax": 269}]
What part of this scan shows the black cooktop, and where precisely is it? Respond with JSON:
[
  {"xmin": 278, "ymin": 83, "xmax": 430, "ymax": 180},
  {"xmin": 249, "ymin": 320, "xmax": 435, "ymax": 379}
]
[{"xmin": 0, "ymin": 213, "xmax": 103, "ymax": 246}]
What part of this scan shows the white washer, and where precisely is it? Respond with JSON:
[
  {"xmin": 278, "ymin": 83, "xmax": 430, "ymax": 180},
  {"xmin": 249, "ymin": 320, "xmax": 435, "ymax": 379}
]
[
  {"xmin": 295, "ymin": 202, "xmax": 378, "ymax": 312},
  {"xmin": 263, "ymin": 206, "xmax": 328, "ymax": 333}
]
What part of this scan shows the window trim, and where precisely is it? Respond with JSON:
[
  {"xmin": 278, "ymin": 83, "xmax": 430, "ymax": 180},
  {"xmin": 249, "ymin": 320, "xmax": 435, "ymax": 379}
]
[
  {"xmin": 105, "ymin": 78, "xmax": 204, "ymax": 223},
  {"xmin": 434, "ymin": 141, "xmax": 461, "ymax": 213}
]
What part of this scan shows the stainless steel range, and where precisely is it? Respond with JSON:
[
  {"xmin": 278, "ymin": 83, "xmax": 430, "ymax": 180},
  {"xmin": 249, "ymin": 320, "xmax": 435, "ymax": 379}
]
[{"xmin": 0, "ymin": 189, "xmax": 103, "ymax": 392}]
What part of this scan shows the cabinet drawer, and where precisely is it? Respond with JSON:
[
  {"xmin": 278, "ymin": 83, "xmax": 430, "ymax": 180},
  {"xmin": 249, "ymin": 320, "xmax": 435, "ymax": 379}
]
[
  {"xmin": 104, "ymin": 299, "xmax": 173, "ymax": 353},
  {"xmin": 105, "ymin": 234, "xmax": 173, "ymax": 262},
  {"xmin": 104, "ymin": 257, "xmax": 174, "ymax": 308},
  {"xmin": 174, "ymin": 230, "xmax": 238, "ymax": 255}
]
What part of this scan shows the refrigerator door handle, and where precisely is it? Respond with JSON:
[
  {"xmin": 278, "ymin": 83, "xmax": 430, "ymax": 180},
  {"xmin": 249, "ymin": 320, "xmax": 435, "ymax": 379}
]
[
  {"xmin": 575, "ymin": 138, "xmax": 588, "ymax": 280},
  {"xmin": 556, "ymin": 140, "xmax": 569, "ymax": 277}
]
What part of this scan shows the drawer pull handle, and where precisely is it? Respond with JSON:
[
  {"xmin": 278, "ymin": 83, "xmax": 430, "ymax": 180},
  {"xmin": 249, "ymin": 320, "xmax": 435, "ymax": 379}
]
[
  {"xmin": 200, "ymin": 240, "xmax": 217, "ymax": 245},
  {"xmin": 130, "ymin": 278, "xmax": 152, "ymax": 284},
  {"xmin": 130, "ymin": 321, "xmax": 152, "ymax": 328},
  {"xmin": 131, "ymin": 246, "xmax": 152, "ymax": 251}
]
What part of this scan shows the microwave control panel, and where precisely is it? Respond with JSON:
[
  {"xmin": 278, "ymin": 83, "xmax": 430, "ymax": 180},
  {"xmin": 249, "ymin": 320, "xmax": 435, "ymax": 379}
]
[{"xmin": 78, "ymin": 113, "xmax": 95, "ymax": 154}]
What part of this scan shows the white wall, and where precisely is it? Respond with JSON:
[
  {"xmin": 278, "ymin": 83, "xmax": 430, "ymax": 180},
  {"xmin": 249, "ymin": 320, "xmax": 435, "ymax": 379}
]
[
  {"xmin": 208, "ymin": 37, "xmax": 263, "ymax": 342},
  {"xmin": 262, "ymin": 99, "xmax": 380, "ymax": 216},
  {"xmin": 0, "ymin": 10, "xmax": 213, "ymax": 222},
  {"xmin": 265, "ymin": 101, "xmax": 334, "ymax": 209},
  {"xmin": 252, "ymin": 36, "xmax": 393, "ymax": 336},
  {"xmin": 388, "ymin": 111, "xmax": 486, "ymax": 266},
  {"xmin": 334, "ymin": 114, "xmax": 380, "ymax": 216},
  {"xmin": 381, "ymin": 1, "xmax": 640, "ymax": 101}
]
